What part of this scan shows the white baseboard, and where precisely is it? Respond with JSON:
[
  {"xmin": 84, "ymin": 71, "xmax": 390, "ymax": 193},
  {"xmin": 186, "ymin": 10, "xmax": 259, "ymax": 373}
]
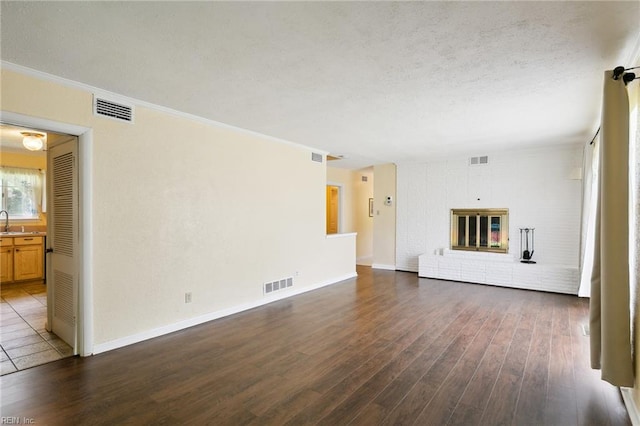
[
  {"xmin": 92, "ymin": 272, "xmax": 357, "ymax": 355},
  {"xmin": 621, "ymin": 387, "xmax": 640, "ymax": 426},
  {"xmin": 371, "ymin": 263, "xmax": 396, "ymax": 271}
]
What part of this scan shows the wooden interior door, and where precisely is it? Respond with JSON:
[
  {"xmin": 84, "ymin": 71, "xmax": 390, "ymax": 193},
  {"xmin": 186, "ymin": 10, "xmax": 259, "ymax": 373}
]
[{"xmin": 326, "ymin": 185, "xmax": 339, "ymax": 234}]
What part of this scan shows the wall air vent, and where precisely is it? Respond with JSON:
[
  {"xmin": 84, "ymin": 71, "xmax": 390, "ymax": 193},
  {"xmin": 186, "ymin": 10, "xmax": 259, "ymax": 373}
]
[
  {"xmin": 264, "ymin": 277, "xmax": 294, "ymax": 295},
  {"xmin": 311, "ymin": 153, "xmax": 323, "ymax": 163},
  {"xmin": 470, "ymin": 155, "xmax": 489, "ymax": 166},
  {"xmin": 93, "ymin": 96, "xmax": 134, "ymax": 123}
]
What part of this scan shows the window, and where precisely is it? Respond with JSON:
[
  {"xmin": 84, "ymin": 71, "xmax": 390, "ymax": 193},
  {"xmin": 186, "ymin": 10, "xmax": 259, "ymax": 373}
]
[
  {"xmin": 0, "ymin": 167, "xmax": 43, "ymax": 219},
  {"xmin": 451, "ymin": 208, "xmax": 508, "ymax": 253}
]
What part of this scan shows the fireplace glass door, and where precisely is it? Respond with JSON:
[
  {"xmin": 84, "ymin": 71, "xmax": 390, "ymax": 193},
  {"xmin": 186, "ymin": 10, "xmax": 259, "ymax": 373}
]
[{"xmin": 451, "ymin": 209, "xmax": 508, "ymax": 253}]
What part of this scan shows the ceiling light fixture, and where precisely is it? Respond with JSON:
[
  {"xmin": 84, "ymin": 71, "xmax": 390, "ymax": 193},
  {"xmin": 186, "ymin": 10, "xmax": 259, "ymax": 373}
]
[{"xmin": 20, "ymin": 132, "xmax": 45, "ymax": 151}]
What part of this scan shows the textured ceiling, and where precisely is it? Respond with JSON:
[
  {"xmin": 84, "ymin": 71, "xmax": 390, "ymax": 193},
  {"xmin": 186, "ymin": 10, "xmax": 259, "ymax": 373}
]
[{"xmin": 1, "ymin": 1, "xmax": 639, "ymax": 168}]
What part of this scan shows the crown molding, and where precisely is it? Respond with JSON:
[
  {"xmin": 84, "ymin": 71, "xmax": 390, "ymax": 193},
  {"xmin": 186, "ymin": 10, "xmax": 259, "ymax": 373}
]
[{"xmin": 1, "ymin": 61, "xmax": 328, "ymax": 156}]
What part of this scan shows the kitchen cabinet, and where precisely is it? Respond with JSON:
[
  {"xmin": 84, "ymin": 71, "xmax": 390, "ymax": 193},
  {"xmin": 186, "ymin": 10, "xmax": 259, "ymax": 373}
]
[
  {"xmin": 0, "ymin": 235, "xmax": 44, "ymax": 283},
  {"xmin": 0, "ymin": 238, "xmax": 13, "ymax": 283},
  {"xmin": 14, "ymin": 237, "xmax": 44, "ymax": 281}
]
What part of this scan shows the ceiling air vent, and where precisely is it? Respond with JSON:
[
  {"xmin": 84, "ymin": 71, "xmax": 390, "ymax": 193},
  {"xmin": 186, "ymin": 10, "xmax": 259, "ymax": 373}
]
[
  {"xmin": 93, "ymin": 96, "xmax": 134, "ymax": 123},
  {"xmin": 470, "ymin": 155, "xmax": 489, "ymax": 166},
  {"xmin": 311, "ymin": 152, "xmax": 323, "ymax": 163}
]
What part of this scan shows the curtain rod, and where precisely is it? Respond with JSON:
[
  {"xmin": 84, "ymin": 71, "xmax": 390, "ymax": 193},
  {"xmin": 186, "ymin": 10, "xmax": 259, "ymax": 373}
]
[
  {"xmin": 589, "ymin": 64, "xmax": 636, "ymax": 146},
  {"xmin": 612, "ymin": 65, "xmax": 639, "ymax": 84},
  {"xmin": 0, "ymin": 165, "xmax": 43, "ymax": 172},
  {"xmin": 589, "ymin": 127, "xmax": 600, "ymax": 146}
]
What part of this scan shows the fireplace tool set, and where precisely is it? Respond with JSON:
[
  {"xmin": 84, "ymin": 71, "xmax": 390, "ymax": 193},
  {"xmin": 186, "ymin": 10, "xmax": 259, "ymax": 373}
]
[{"xmin": 519, "ymin": 228, "xmax": 536, "ymax": 264}]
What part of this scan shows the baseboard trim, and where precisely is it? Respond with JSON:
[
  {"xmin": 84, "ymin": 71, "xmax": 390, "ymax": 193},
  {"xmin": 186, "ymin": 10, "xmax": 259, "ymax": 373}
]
[
  {"xmin": 92, "ymin": 272, "xmax": 357, "ymax": 355},
  {"xmin": 621, "ymin": 387, "xmax": 640, "ymax": 426},
  {"xmin": 371, "ymin": 263, "xmax": 396, "ymax": 271}
]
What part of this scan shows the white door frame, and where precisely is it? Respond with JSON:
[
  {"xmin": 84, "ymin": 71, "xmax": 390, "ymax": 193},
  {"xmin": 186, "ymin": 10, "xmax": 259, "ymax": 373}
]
[{"xmin": 1, "ymin": 111, "xmax": 93, "ymax": 356}]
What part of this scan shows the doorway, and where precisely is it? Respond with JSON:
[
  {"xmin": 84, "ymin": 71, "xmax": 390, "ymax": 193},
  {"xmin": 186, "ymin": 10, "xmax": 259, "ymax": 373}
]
[
  {"xmin": 0, "ymin": 112, "xmax": 92, "ymax": 371},
  {"xmin": 0, "ymin": 123, "xmax": 79, "ymax": 374},
  {"xmin": 326, "ymin": 184, "xmax": 341, "ymax": 234}
]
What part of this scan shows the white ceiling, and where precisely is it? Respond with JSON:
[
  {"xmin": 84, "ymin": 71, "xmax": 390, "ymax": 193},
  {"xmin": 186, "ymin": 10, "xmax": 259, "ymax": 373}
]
[
  {"xmin": 0, "ymin": 124, "xmax": 46, "ymax": 154},
  {"xmin": 0, "ymin": 123, "xmax": 75, "ymax": 157},
  {"xmin": 1, "ymin": 2, "xmax": 639, "ymax": 169}
]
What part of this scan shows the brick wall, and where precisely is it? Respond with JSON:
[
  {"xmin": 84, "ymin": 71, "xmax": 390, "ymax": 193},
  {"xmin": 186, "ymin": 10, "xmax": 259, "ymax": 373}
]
[{"xmin": 396, "ymin": 144, "xmax": 583, "ymax": 273}]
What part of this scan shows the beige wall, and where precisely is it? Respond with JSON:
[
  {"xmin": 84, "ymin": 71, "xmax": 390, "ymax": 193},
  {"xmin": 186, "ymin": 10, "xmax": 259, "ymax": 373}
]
[
  {"xmin": 0, "ymin": 151, "xmax": 46, "ymax": 169},
  {"xmin": 354, "ymin": 167, "xmax": 374, "ymax": 264},
  {"xmin": 372, "ymin": 163, "xmax": 396, "ymax": 268},
  {"xmin": 1, "ymin": 68, "xmax": 356, "ymax": 350}
]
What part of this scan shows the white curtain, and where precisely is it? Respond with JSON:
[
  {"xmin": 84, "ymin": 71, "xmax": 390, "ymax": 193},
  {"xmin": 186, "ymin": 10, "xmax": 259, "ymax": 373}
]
[
  {"xmin": 629, "ymin": 71, "xmax": 639, "ymax": 383},
  {"xmin": 578, "ymin": 136, "xmax": 599, "ymax": 297},
  {"xmin": 40, "ymin": 169, "xmax": 47, "ymax": 213},
  {"xmin": 589, "ymin": 70, "xmax": 634, "ymax": 387},
  {"xmin": 0, "ymin": 166, "xmax": 42, "ymax": 218}
]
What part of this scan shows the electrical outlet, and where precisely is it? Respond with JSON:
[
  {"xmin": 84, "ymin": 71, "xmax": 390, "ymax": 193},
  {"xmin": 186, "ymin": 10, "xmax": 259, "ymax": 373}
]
[{"xmin": 185, "ymin": 292, "xmax": 192, "ymax": 303}]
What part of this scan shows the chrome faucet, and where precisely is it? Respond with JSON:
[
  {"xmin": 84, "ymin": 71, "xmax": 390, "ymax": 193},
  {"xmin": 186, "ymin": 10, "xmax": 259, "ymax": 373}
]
[{"xmin": 0, "ymin": 210, "xmax": 8, "ymax": 232}]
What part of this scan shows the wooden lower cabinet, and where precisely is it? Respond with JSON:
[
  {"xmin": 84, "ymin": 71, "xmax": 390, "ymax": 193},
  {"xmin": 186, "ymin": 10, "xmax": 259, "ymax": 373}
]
[
  {"xmin": 0, "ymin": 246, "xmax": 13, "ymax": 282},
  {"xmin": 0, "ymin": 236, "xmax": 44, "ymax": 283},
  {"xmin": 14, "ymin": 244, "xmax": 44, "ymax": 281}
]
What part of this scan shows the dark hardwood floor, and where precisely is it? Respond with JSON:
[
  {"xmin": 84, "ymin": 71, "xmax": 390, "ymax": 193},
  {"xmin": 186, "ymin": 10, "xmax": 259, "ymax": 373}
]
[{"xmin": 0, "ymin": 266, "xmax": 630, "ymax": 425}]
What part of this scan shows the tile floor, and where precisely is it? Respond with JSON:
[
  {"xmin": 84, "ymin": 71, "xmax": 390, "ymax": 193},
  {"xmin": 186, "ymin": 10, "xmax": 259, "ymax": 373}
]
[{"xmin": 1, "ymin": 281, "xmax": 73, "ymax": 375}]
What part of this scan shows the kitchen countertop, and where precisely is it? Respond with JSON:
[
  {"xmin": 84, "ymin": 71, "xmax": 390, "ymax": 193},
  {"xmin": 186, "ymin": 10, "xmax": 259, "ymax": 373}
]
[{"xmin": 0, "ymin": 232, "xmax": 47, "ymax": 237}]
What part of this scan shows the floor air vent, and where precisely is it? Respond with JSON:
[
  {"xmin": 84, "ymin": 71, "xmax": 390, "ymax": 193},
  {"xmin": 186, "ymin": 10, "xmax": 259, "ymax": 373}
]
[
  {"xmin": 264, "ymin": 277, "xmax": 293, "ymax": 295},
  {"xmin": 93, "ymin": 96, "xmax": 134, "ymax": 123}
]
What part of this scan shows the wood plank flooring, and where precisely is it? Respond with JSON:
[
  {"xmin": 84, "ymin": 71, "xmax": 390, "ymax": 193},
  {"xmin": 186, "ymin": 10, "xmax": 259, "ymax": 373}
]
[{"xmin": 0, "ymin": 266, "xmax": 630, "ymax": 425}]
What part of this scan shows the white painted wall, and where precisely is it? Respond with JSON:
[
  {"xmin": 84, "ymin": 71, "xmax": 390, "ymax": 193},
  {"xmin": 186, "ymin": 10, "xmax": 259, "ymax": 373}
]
[
  {"xmin": 1, "ymin": 68, "xmax": 356, "ymax": 351},
  {"xmin": 373, "ymin": 163, "xmax": 397, "ymax": 269},
  {"xmin": 396, "ymin": 145, "xmax": 583, "ymax": 272}
]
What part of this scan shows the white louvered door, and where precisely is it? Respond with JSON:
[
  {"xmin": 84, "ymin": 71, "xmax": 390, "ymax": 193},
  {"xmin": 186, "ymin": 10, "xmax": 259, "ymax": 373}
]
[{"xmin": 47, "ymin": 139, "xmax": 78, "ymax": 351}]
